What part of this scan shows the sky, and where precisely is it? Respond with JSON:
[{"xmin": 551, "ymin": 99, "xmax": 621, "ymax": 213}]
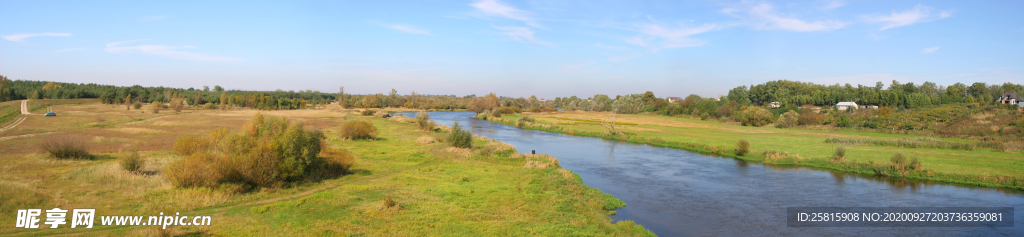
[{"xmin": 1, "ymin": 0, "xmax": 1022, "ymax": 99}]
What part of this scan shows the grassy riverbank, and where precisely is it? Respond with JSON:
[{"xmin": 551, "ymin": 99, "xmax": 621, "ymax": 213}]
[
  {"xmin": 0, "ymin": 100, "xmax": 652, "ymax": 236},
  {"xmin": 479, "ymin": 111, "xmax": 1024, "ymax": 191}
]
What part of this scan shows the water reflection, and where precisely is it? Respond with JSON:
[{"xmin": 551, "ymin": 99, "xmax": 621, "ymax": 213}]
[{"xmin": 395, "ymin": 112, "xmax": 1024, "ymax": 236}]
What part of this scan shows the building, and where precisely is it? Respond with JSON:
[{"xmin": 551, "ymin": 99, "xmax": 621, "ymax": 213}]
[
  {"xmin": 860, "ymin": 105, "xmax": 878, "ymax": 109},
  {"xmin": 995, "ymin": 91, "xmax": 1023, "ymax": 105},
  {"xmin": 769, "ymin": 101, "xmax": 781, "ymax": 108},
  {"xmin": 667, "ymin": 97, "xmax": 683, "ymax": 103},
  {"xmin": 836, "ymin": 102, "xmax": 858, "ymax": 111}
]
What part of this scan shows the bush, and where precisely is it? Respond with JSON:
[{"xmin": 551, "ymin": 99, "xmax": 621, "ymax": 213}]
[
  {"xmin": 775, "ymin": 110, "xmax": 799, "ymax": 128},
  {"xmin": 319, "ymin": 148, "xmax": 354, "ymax": 177},
  {"xmin": 150, "ymin": 103, "xmax": 161, "ymax": 114},
  {"xmin": 890, "ymin": 153, "xmax": 907, "ymax": 167},
  {"xmin": 132, "ymin": 102, "xmax": 142, "ymax": 110},
  {"xmin": 416, "ymin": 112, "xmax": 434, "ymax": 131},
  {"xmin": 494, "ymin": 106, "xmax": 519, "ymax": 114},
  {"xmin": 836, "ymin": 115, "xmax": 852, "ymax": 127},
  {"xmin": 491, "ymin": 109, "xmax": 502, "ymax": 117},
  {"xmin": 798, "ymin": 108, "xmax": 823, "ymax": 125},
  {"xmin": 361, "ymin": 110, "xmax": 375, "ymax": 116},
  {"xmin": 831, "ymin": 146, "xmax": 846, "ymax": 163},
  {"xmin": 741, "ymin": 106, "xmax": 772, "ymax": 127},
  {"xmin": 166, "ymin": 113, "xmax": 333, "ymax": 190},
  {"xmin": 340, "ymin": 120, "xmax": 377, "ymax": 140},
  {"xmin": 203, "ymin": 103, "xmax": 215, "ymax": 110},
  {"xmin": 735, "ymin": 139, "xmax": 750, "ymax": 156},
  {"xmin": 171, "ymin": 100, "xmax": 184, "ymax": 112},
  {"xmin": 447, "ymin": 121, "xmax": 472, "ymax": 148},
  {"xmin": 120, "ymin": 152, "xmax": 145, "ymax": 173},
  {"xmin": 40, "ymin": 134, "xmax": 92, "ymax": 159}
]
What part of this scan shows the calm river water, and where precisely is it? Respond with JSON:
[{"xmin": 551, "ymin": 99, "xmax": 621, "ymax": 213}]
[{"xmin": 396, "ymin": 112, "xmax": 1023, "ymax": 236}]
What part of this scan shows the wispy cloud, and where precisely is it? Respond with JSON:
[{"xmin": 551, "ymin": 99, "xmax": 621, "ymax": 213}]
[
  {"xmin": 105, "ymin": 40, "xmax": 244, "ymax": 62},
  {"xmin": 52, "ymin": 48, "xmax": 86, "ymax": 53},
  {"xmin": 1, "ymin": 32, "xmax": 72, "ymax": 42},
  {"xmin": 594, "ymin": 43, "xmax": 628, "ymax": 50},
  {"xmin": 139, "ymin": 15, "xmax": 170, "ymax": 22},
  {"xmin": 861, "ymin": 4, "xmax": 952, "ymax": 30},
  {"xmin": 608, "ymin": 52, "xmax": 643, "ymax": 62},
  {"xmin": 922, "ymin": 46, "xmax": 940, "ymax": 54},
  {"xmin": 723, "ymin": 2, "xmax": 845, "ymax": 32},
  {"xmin": 636, "ymin": 23, "xmax": 716, "ymax": 49},
  {"xmin": 821, "ymin": 0, "xmax": 846, "ymax": 11},
  {"xmin": 559, "ymin": 61, "xmax": 597, "ymax": 72},
  {"xmin": 383, "ymin": 24, "xmax": 434, "ymax": 36},
  {"xmin": 471, "ymin": 0, "xmax": 541, "ymax": 28},
  {"xmin": 492, "ymin": 26, "xmax": 551, "ymax": 46}
]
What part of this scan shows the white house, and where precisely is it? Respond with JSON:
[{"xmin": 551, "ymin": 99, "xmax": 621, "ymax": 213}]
[
  {"xmin": 667, "ymin": 97, "xmax": 683, "ymax": 103},
  {"xmin": 996, "ymin": 91, "xmax": 1023, "ymax": 105},
  {"xmin": 836, "ymin": 102, "xmax": 858, "ymax": 111},
  {"xmin": 769, "ymin": 102, "xmax": 781, "ymax": 108}
]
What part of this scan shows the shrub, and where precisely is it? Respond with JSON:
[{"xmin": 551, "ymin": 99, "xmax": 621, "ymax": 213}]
[
  {"xmin": 416, "ymin": 112, "xmax": 434, "ymax": 131},
  {"xmin": 166, "ymin": 113, "xmax": 333, "ymax": 190},
  {"xmin": 741, "ymin": 106, "xmax": 772, "ymax": 127},
  {"xmin": 340, "ymin": 121, "xmax": 377, "ymax": 140},
  {"xmin": 120, "ymin": 151, "xmax": 145, "ymax": 173},
  {"xmin": 890, "ymin": 153, "xmax": 907, "ymax": 167},
  {"xmin": 775, "ymin": 110, "xmax": 799, "ymax": 128},
  {"xmin": 798, "ymin": 108, "xmax": 823, "ymax": 125},
  {"xmin": 831, "ymin": 146, "xmax": 846, "ymax": 163},
  {"xmin": 361, "ymin": 110, "xmax": 375, "ymax": 116},
  {"xmin": 735, "ymin": 139, "xmax": 750, "ymax": 156},
  {"xmin": 319, "ymin": 148, "xmax": 354, "ymax": 177},
  {"xmin": 202, "ymin": 103, "xmax": 215, "ymax": 110},
  {"xmin": 494, "ymin": 106, "xmax": 519, "ymax": 114},
  {"xmin": 132, "ymin": 102, "xmax": 142, "ymax": 110},
  {"xmin": 171, "ymin": 100, "xmax": 184, "ymax": 112},
  {"xmin": 836, "ymin": 115, "xmax": 852, "ymax": 128},
  {"xmin": 491, "ymin": 109, "xmax": 503, "ymax": 117},
  {"xmin": 40, "ymin": 134, "xmax": 92, "ymax": 159},
  {"xmin": 150, "ymin": 103, "xmax": 160, "ymax": 114},
  {"xmin": 447, "ymin": 121, "xmax": 472, "ymax": 148}
]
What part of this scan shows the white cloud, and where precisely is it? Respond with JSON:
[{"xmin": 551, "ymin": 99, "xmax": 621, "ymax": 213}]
[
  {"xmin": 471, "ymin": 0, "xmax": 540, "ymax": 28},
  {"xmin": 723, "ymin": 2, "xmax": 845, "ymax": 32},
  {"xmin": 1, "ymin": 32, "xmax": 72, "ymax": 42},
  {"xmin": 105, "ymin": 40, "xmax": 244, "ymax": 62},
  {"xmin": 636, "ymin": 23, "xmax": 715, "ymax": 49},
  {"xmin": 922, "ymin": 46, "xmax": 940, "ymax": 54},
  {"xmin": 861, "ymin": 4, "xmax": 951, "ymax": 30},
  {"xmin": 492, "ymin": 26, "xmax": 551, "ymax": 46},
  {"xmin": 594, "ymin": 43, "xmax": 628, "ymax": 50},
  {"xmin": 384, "ymin": 24, "xmax": 434, "ymax": 36},
  {"xmin": 821, "ymin": 0, "xmax": 846, "ymax": 11},
  {"xmin": 624, "ymin": 36, "xmax": 646, "ymax": 47},
  {"xmin": 52, "ymin": 48, "xmax": 86, "ymax": 53}
]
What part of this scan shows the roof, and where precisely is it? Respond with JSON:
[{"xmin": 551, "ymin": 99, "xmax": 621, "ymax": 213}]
[
  {"xmin": 836, "ymin": 102, "xmax": 857, "ymax": 106},
  {"xmin": 667, "ymin": 97, "xmax": 683, "ymax": 101},
  {"xmin": 998, "ymin": 91, "xmax": 1024, "ymax": 101}
]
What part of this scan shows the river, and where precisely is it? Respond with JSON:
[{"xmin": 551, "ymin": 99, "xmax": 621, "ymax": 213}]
[{"xmin": 395, "ymin": 111, "xmax": 1023, "ymax": 236}]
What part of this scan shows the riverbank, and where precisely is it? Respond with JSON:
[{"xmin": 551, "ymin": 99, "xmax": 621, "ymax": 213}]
[
  {"xmin": 478, "ymin": 111, "xmax": 1024, "ymax": 191},
  {"xmin": 0, "ymin": 100, "xmax": 652, "ymax": 236}
]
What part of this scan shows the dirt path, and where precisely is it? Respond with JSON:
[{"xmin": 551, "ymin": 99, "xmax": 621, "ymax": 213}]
[{"xmin": 20, "ymin": 99, "xmax": 29, "ymax": 114}]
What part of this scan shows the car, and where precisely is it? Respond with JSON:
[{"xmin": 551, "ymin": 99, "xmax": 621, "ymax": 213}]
[{"xmin": 44, "ymin": 112, "xmax": 56, "ymax": 116}]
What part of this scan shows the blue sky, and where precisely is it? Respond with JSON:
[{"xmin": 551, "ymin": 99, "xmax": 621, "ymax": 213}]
[{"xmin": 1, "ymin": 0, "xmax": 1022, "ymax": 99}]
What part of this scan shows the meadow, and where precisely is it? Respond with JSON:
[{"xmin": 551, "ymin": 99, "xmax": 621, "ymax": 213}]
[
  {"xmin": 0, "ymin": 99, "xmax": 652, "ymax": 236},
  {"xmin": 480, "ymin": 111, "xmax": 1024, "ymax": 190}
]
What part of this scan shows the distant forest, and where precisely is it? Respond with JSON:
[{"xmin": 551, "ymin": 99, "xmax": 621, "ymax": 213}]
[{"xmin": 1, "ymin": 75, "xmax": 1021, "ymax": 114}]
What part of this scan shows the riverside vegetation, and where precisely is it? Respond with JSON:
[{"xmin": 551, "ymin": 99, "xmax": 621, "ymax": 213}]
[
  {"xmin": 0, "ymin": 99, "xmax": 652, "ymax": 236},
  {"xmin": 477, "ymin": 109, "xmax": 1024, "ymax": 190}
]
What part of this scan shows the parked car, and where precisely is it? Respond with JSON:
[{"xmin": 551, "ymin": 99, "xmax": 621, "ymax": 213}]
[{"xmin": 44, "ymin": 112, "xmax": 56, "ymax": 116}]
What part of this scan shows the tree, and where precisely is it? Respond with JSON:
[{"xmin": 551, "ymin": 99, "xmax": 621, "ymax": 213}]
[
  {"xmin": 741, "ymin": 106, "xmax": 772, "ymax": 127},
  {"xmin": 337, "ymin": 86, "xmax": 345, "ymax": 107},
  {"xmin": 220, "ymin": 92, "xmax": 228, "ymax": 110},
  {"xmin": 775, "ymin": 110, "xmax": 799, "ymax": 128},
  {"xmin": 203, "ymin": 86, "xmax": 209, "ymax": 92},
  {"xmin": 214, "ymin": 85, "xmax": 224, "ymax": 92}
]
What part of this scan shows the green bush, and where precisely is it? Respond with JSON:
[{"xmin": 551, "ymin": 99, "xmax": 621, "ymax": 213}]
[
  {"xmin": 494, "ymin": 106, "xmax": 519, "ymax": 114},
  {"xmin": 836, "ymin": 115, "xmax": 852, "ymax": 128},
  {"xmin": 361, "ymin": 110, "xmax": 375, "ymax": 116},
  {"xmin": 741, "ymin": 106, "xmax": 772, "ymax": 127},
  {"xmin": 41, "ymin": 134, "xmax": 93, "ymax": 159},
  {"xmin": 416, "ymin": 112, "xmax": 434, "ymax": 131},
  {"xmin": 448, "ymin": 121, "xmax": 472, "ymax": 148},
  {"xmin": 831, "ymin": 146, "xmax": 846, "ymax": 163},
  {"xmin": 120, "ymin": 152, "xmax": 145, "ymax": 173},
  {"xmin": 890, "ymin": 153, "xmax": 907, "ymax": 167},
  {"xmin": 166, "ymin": 113, "xmax": 333, "ymax": 190},
  {"xmin": 775, "ymin": 110, "xmax": 799, "ymax": 128},
  {"xmin": 735, "ymin": 139, "xmax": 750, "ymax": 156},
  {"xmin": 340, "ymin": 120, "xmax": 377, "ymax": 140},
  {"xmin": 202, "ymin": 103, "xmax": 215, "ymax": 110},
  {"xmin": 132, "ymin": 102, "xmax": 142, "ymax": 110}
]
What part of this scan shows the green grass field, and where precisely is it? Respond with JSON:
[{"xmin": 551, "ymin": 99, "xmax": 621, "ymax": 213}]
[
  {"xmin": 0, "ymin": 100, "xmax": 652, "ymax": 236},
  {"xmin": 484, "ymin": 111, "xmax": 1024, "ymax": 190}
]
